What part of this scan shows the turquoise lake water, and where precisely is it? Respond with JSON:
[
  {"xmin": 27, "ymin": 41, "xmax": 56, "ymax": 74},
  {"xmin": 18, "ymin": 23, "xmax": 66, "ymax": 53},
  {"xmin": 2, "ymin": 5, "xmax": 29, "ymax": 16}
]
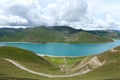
[{"xmin": 0, "ymin": 40, "xmax": 120, "ymax": 56}]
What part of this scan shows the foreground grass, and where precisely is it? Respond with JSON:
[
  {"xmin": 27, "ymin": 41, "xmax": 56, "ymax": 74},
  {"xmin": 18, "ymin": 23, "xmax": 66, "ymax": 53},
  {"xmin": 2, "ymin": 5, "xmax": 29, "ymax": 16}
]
[
  {"xmin": 43, "ymin": 56, "xmax": 85, "ymax": 66},
  {"xmin": 0, "ymin": 46, "xmax": 120, "ymax": 80},
  {"xmin": 0, "ymin": 58, "xmax": 46, "ymax": 80},
  {"xmin": 1, "ymin": 57, "xmax": 120, "ymax": 80},
  {"xmin": 18, "ymin": 60, "xmax": 64, "ymax": 75},
  {"xmin": 0, "ymin": 46, "xmax": 65, "ymax": 79}
]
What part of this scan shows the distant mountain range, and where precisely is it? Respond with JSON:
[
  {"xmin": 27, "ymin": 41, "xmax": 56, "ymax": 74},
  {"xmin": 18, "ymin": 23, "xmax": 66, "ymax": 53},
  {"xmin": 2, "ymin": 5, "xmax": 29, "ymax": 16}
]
[
  {"xmin": 0, "ymin": 26, "xmax": 119, "ymax": 43},
  {"xmin": 86, "ymin": 30, "xmax": 120, "ymax": 39},
  {"xmin": 0, "ymin": 28, "xmax": 23, "ymax": 37}
]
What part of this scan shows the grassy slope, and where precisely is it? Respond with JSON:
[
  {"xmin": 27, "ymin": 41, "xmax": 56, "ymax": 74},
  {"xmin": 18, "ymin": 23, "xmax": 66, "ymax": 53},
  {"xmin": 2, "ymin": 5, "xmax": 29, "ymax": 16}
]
[
  {"xmin": 68, "ymin": 46, "xmax": 120, "ymax": 80},
  {"xmin": 0, "ymin": 27, "xmax": 65, "ymax": 43},
  {"xmin": 0, "ymin": 27, "xmax": 113, "ymax": 43},
  {"xmin": 0, "ymin": 46, "xmax": 120, "ymax": 80},
  {"xmin": 52, "ymin": 46, "xmax": 120, "ymax": 80},
  {"xmin": 0, "ymin": 46, "xmax": 64, "ymax": 76},
  {"xmin": 44, "ymin": 56, "xmax": 85, "ymax": 66},
  {"xmin": 68, "ymin": 32, "xmax": 113, "ymax": 43},
  {"xmin": 0, "ymin": 58, "xmax": 42, "ymax": 80},
  {"xmin": 0, "ymin": 28, "xmax": 23, "ymax": 37},
  {"xmin": 87, "ymin": 30, "xmax": 120, "ymax": 39}
]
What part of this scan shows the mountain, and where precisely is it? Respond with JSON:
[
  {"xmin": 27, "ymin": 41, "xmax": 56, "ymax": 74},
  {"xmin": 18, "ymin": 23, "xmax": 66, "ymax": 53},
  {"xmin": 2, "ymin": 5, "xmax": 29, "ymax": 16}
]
[
  {"xmin": 0, "ymin": 28, "xmax": 23, "ymax": 37},
  {"xmin": 86, "ymin": 30, "xmax": 120, "ymax": 39},
  {"xmin": 0, "ymin": 27, "xmax": 65, "ymax": 43},
  {"xmin": 0, "ymin": 26, "xmax": 113, "ymax": 43},
  {"xmin": 50, "ymin": 26, "xmax": 83, "ymax": 34},
  {"xmin": 65, "ymin": 32, "xmax": 113, "ymax": 43},
  {"xmin": 51, "ymin": 26, "xmax": 120, "ymax": 39}
]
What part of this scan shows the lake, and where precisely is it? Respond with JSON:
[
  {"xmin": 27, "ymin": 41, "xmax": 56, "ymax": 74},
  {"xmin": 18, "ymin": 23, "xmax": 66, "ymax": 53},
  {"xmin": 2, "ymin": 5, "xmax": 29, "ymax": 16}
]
[{"xmin": 0, "ymin": 40, "xmax": 120, "ymax": 56}]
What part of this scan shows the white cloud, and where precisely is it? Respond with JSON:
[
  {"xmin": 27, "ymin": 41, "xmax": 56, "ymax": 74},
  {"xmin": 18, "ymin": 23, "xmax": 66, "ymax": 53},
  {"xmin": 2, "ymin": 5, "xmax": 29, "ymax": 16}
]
[
  {"xmin": 84, "ymin": 0, "xmax": 120, "ymax": 30},
  {"xmin": 0, "ymin": 26, "xmax": 27, "ymax": 28},
  {"xmin": 37, "ymin": 0, "xmax": 88, "ymax": 26},
  {"xmin": 84, "ymin": 14, "xmax": 120, "ymax": 30},
  {"xmin": 0, "ymin": 0, "xmax": 42, "ymax": 26},
  {"xmin": 0, "ymin": 0, "xmax": 120, "ymax": 30},
  {"xmin": 0, "ymin": 0, "xmax": 88, "ymax": 27},
  {"xmin": 0, "ymin": 15, "xmax": 28, "ymax": 25}
]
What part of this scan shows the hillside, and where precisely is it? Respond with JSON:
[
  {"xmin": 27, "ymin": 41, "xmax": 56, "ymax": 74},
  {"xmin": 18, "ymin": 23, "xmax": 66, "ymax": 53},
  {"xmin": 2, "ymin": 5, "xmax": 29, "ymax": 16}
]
[
  {"xmin": 65, "ymin": 32, "xmax": 113, "ymax": 43},
  {"xmin": 76, "ymin": 46, "xmax": 120, "ymax": 80},
  {"xmin": 0, "ymin": 28, "xmax": 23, "ymax": 37},
  {"xmin": 0, "ymin": 46, "xmax": 65, "ymax": 80},
  {"xmin": 44, "ymin": 46, "xmax": 120, "ymax": 80},
  {"xmin": 0, "ymin": 26, "xmax": 113, "ymax": 43},
  {"xmin": 68, "ymin": 46, "xmax": 120, "ymax": 80},
  {"xmin": 0, "ymin": 27, "xmax": 65, "ymax": 43},
  {"xmin": 0, "ymin": 46, "xmax": 120, "ymax": 80},
  {"xmin": 86, "ymin": 30, "xmax": 120, "ymax": 39},
  {"xmin": 50, "ymin": 26, "xmax": 83, "ymax": 34}
]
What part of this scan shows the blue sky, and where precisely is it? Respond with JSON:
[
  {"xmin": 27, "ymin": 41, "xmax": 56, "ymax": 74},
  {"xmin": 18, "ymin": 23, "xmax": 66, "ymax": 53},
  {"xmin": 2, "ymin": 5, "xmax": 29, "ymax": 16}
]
[{"xmin": 0, "ymin": 0, "xmax": 120, "ymax": 30}]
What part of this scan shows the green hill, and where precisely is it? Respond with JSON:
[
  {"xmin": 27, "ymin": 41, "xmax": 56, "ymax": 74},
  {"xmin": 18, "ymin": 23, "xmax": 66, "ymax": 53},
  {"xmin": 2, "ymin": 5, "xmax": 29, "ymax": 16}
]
[
  {"xmin": 50, "ymin": 26, "xmax": 83, "ymax": 34},
  {"xmin": 0, "ymin": 27, "xmax": 113, "ymax": 43},
  {"xmin": 63, "ymin": 46, "xmax": 120, "ymax": 80},
  {"xmin": 50, "ymin": 46, "xmax": 120, "ymax": 80},
  {"xmin": 54, "ymin": 46, "xmax": 120, "ymax": 80},
  {"xmin": 0, "ymin": 46, "xmax": 65, "ymax": 80},
  {"xmin": 75, "ymin": 46, "xmax": 120, "ymax": 80},
  {"xmin": 0, "ymin": 28, "xmax": 23, "ymax": 37},
  {"xmin": 0, "ymin": 27, "xmax": 65, "ymax": 43},
  {"xmin": 65, "ymin": 32, "xmax": 113, "ymax": 43},
  {"xmin": 86, "ymin": 30, "xmax": 120, "ymax": 39},
  {"xmin": 0, "ymin": 46, "xmax": 120, "ymax": 80}
]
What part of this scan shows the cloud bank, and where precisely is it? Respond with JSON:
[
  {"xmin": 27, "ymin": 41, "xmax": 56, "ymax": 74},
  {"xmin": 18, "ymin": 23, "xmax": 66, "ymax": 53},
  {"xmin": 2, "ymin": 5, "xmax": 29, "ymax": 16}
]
[
  {"xmin": 0, "ymin": 0, "xmax": 88, "ymax": 27},
  {"xmin": 0, "ymin": 0, "xmax": 120, "ymax": 30}
]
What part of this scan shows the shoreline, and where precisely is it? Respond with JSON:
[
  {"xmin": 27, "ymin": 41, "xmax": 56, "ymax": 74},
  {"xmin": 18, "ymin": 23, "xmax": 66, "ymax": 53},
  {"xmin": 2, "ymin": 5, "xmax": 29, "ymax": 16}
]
[
  {"xmin": 36, "ymin": 54, "xmax": 87, "ymax": 58},
  {"xmin": 0, "ymin": 40, "xmax": 118, "ymax": 45}
]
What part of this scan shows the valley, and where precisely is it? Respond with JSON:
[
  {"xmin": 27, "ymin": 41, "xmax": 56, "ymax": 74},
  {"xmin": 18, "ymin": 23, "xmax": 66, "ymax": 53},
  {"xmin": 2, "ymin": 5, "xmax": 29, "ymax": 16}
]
[{"xmin": 0, "ymin": 46, "xmax": 120, "ymax": 80}]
